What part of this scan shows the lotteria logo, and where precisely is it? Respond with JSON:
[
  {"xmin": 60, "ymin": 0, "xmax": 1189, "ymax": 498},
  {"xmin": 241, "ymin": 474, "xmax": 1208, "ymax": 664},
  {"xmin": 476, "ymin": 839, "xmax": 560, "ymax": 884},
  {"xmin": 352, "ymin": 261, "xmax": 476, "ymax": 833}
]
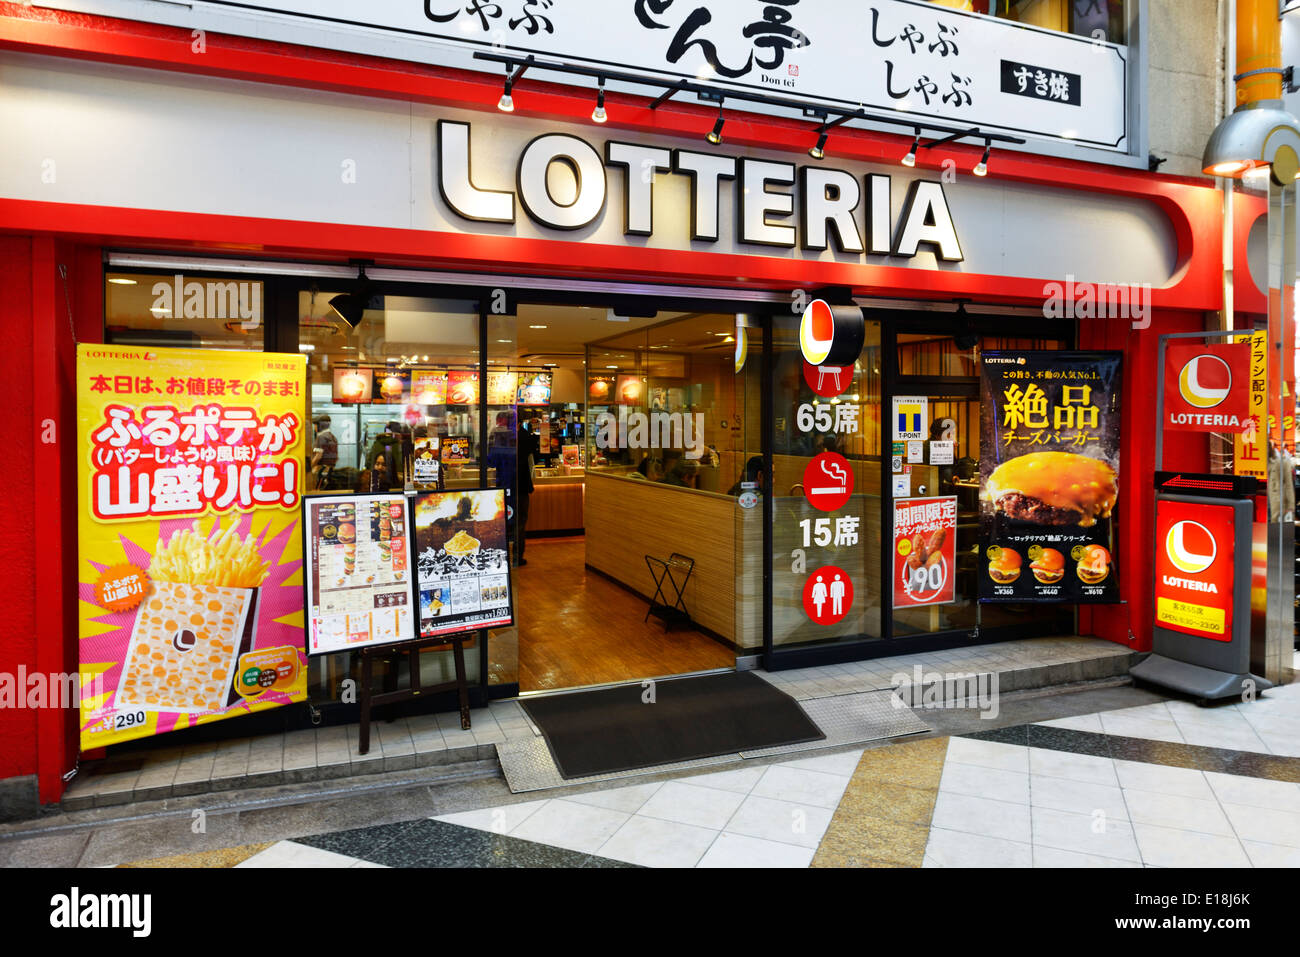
[
  {"xmin": 798, "ymin": 299, "xmax": 865, "ymax": 367},
  {"xmin": 1178, "ymin": 355, "xmax": 1232, "ymax": 409},
  {"xmin": 1165, "ymin": 520, "xmax": 1216, "ymax": 574}
]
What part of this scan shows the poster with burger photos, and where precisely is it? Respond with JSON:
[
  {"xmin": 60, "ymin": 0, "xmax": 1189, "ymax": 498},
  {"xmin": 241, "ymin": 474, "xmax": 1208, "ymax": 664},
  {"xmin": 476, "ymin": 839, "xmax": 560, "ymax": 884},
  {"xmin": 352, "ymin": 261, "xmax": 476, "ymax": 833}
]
[
  {"xmin": 414, "ymin": 488, "xmax": 513, "ymax": 638},
  {"xmin": 304, "ymin": 494, "xmax": 412, "ymax": 655},
  {"xmin": 979, "ymin": 352, "xmax": 1122, "ymax": 603}
]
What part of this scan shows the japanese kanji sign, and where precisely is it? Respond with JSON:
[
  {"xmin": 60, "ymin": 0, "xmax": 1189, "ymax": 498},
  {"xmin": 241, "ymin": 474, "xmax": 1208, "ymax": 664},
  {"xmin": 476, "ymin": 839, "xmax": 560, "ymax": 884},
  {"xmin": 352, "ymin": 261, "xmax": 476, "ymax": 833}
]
[
  {"xmin": 893, "ymin": 496, "xmax": 957, "ymax": 609},
  {"xmin": 979, "ymin": 351, "xmax": 1122, "ymax": 604},
  {"xmin": 1233, "ymin": 332, "xmax": 1267, "ymax": 479},
  {"xmin": 77, "ymin": 345, "xmax": 308, "ymax": 750},
  {"xmin": 107, "ymin": 1, "xmax": 1127, "ymax": 151}
]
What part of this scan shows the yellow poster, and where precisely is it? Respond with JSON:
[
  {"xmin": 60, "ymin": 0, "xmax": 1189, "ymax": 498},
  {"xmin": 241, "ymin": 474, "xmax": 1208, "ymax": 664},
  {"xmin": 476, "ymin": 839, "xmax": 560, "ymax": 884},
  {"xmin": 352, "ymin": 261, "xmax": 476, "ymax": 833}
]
[
  {"xmin": 77, "ymin": 345, "xmax": 308, "ymax": 749},
  {"xmin": 1234, "ymin": 331, "xmax": 1267, "ymax": 479}
]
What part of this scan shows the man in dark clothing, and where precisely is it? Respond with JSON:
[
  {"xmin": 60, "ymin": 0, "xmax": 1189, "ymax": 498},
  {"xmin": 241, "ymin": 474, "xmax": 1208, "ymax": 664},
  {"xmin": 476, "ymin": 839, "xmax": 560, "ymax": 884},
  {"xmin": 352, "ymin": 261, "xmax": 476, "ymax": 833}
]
[
  {"xmin": 311, "ymin": 416, "xmax": 338, "ymax": 490},
  {"xmin": 514, "ymin": 420, "xmax": 539, "ymax": 566}
]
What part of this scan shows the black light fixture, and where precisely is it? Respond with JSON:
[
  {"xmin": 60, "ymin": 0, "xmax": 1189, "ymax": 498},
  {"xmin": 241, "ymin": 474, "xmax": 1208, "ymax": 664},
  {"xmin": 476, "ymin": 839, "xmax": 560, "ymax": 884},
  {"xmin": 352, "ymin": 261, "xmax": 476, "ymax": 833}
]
[
  {"xmin": 953, "ymin": 301, "xmax": 978, "ymax": 350},
  {"xmin": 973, "ymin": 138, "xmax": 991, "ymax": 177},
  {"xmin": 809, "ymin": 130, "xmax": 828, "ymax": 161},
  {"xmin": 591, "ymin": 78, "xmax": 607, "ymax": 124},
  {"xmin": 327, "ymin": 269, "xmax": 376, "ymax": 329},
  {"xmin": 902, "ymin": 128, "xmax": 921, "ymax": 168},
  {"xmin": 496, "ymin": 56, "xmax": 534, "ymax": 113},
  {"xmin": 706, "ymin": 100, "xmax": 725, "ymax": 145}
]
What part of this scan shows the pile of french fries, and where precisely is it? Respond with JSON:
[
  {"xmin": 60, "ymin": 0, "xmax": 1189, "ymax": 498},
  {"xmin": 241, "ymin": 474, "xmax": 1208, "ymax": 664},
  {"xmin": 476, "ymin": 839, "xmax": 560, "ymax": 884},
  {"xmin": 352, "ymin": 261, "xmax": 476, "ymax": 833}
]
[{"xmin": 149, "ymin": 520, "xmax": 270, "ymax": 588}]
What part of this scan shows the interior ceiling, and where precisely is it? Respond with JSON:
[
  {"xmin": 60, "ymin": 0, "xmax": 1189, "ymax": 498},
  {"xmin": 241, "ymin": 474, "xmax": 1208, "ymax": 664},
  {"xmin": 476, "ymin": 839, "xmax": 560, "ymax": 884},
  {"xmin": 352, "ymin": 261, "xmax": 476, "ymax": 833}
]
[{"xmin": 106, "ymin": 275, "xmax": 741, "ymax": 369}]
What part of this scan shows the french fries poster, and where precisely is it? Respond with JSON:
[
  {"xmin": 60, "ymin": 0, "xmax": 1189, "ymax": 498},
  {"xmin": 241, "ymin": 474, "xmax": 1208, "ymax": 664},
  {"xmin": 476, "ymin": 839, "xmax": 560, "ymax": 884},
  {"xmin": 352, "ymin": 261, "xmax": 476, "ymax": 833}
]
[
  {"xmin": 979, "ymin": 351, "xmax": 1122, "ymax": 604},
  {"xmin": 77, "ymin": 344, "xmax": 308, "ymax": 749}
]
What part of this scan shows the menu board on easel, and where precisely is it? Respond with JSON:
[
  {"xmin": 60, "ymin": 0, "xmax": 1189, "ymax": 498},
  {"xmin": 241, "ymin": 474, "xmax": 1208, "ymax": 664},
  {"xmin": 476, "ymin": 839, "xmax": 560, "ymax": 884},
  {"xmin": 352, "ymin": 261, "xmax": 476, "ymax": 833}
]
[
  {"xmin": 413, "ymin": 489, "xmax": 514, "ymax": 638},
  {"xmin": 304, "ymin": 494, "xmax": 414, "ymax": 655}
]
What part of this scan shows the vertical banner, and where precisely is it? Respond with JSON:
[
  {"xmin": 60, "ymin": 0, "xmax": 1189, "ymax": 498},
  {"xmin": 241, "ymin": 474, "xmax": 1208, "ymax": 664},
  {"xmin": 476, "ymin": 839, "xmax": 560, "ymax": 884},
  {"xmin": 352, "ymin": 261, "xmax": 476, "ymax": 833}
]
[
  {"xmin": 979, "ymin": 351, "xmax": 1122, "ymax": 603},
  {"xmin": 1233, "ymin": 331, "xmax": 1268, "ymax": 479},
  {"xmin": 77, "ymin": 345, "xmax": 308, "ymax": 749}
]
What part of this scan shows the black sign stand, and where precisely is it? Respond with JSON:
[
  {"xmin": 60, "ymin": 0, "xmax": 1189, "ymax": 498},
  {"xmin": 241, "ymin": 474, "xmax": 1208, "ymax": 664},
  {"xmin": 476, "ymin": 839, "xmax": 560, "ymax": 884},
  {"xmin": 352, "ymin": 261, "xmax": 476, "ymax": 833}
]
[{"xmin": 357, "ymin": 632, "xmax": 472, "ymax": 755}]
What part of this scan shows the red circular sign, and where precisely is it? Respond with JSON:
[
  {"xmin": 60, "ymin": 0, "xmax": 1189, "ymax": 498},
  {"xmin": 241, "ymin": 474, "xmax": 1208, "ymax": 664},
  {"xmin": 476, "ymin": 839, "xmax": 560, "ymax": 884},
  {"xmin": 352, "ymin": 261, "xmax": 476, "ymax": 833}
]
[
  {"xmin": 802, "ymin": 360, "xmax": 853, "ymax": 398},
  {"xmin": 802, "ymin": 452, "xmax": 853, "ymax": 511},
  {"xmin": 802, "ymin": 565, "xmax": 853, "ymax": 625}
]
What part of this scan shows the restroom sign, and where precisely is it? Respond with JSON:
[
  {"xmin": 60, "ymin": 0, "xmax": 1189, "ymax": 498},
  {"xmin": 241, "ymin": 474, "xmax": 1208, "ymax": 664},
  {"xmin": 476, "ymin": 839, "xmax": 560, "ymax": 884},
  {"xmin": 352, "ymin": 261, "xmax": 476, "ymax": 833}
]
[
  {"xmin": 802, "ymin": 565, "xmax": 853, "ymax": 626},
  {"xmin": 893, "ymin": 396, "xmax": 928, "ymax": 441}
]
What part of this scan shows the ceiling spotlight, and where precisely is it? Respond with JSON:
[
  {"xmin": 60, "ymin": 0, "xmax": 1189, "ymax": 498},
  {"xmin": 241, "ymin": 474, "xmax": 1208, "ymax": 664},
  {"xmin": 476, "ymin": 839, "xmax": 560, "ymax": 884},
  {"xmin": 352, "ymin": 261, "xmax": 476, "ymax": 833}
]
[
  {"xmin": 591, "ymin": 79, "xmax": 607, "ymax": 124},
  {"xmin": 973, "ymin": 139, "xmax": 991, "ymax": 177},
  {"xmin": 327, "ymin": 269, "xmax": 376, "ymax": 329},
  {"xmin": 902, "ymin": 130, "xmax": 920, "ymax": 168},
  {"xmin": 706, "ymin": 100, "xmax": 725, "ymax": 145},
  {"xmin": 498, "ymin": 76, "xmax": 515, "ymax": 112},
  {"xmin": 809, "ymin": 131, "xmax": 828, "ymax": 161}
]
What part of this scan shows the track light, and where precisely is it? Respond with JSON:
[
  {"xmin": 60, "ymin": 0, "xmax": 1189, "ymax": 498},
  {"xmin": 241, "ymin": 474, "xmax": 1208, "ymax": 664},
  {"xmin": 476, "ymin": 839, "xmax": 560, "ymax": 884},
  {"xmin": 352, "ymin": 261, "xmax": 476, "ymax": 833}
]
[
  {"xmin": 498, "ymin": 76, "xmax": 514, "ymax": 112},
  {"xmin": 809, "ymin": 131, "xmax": 828, "ymax": 161},
  {"xmin": 706, "ymin": 101, "xmax": 725, "ymax": 145},
  {"xmin": 973, "ymin": 139, "xmax": 991, "ymax": 176},
  {"xmin": 590, "ymin": 81, "xmax": 607, "ymax": 123},
  {"xmin": 328, "ymin": 269, "xmax": 377, "ymax": 329},
  {"xmin": 902, "ymin": 130, "xmax": 920, "ymax": 167}
]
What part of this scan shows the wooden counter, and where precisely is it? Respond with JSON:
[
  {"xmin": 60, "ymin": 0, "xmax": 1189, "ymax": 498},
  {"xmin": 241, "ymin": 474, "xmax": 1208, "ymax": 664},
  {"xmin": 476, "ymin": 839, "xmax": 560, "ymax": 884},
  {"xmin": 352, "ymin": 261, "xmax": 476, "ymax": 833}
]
[
  {"xmin": 527, "ymin": 475, "xmax": 585, "ymax": 532},
  {"xmin": 585, "ymin": 471, "xmax": 760, "ymax": 647}
]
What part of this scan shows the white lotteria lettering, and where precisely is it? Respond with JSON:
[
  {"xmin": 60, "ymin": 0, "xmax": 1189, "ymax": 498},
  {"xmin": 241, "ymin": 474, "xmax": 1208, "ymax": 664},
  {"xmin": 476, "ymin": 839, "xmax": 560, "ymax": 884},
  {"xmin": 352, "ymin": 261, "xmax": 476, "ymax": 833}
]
[
  {"xmin": 738, "ymin": 158, "xmax": 796, "ymax": 247},
  {"xmin": 437, "ymin": 120, "xmax": 515, "ymax": 223},
  {"xmin": 893, "ymin": 180, "xmax": 964, "ymax": 261},
  {"xmin": 799, "ymin": 167, "xmax": 865, "ymax": 253},
  {"xmin": 517, "ymin": 133, "xmax": 607, "ymax": 230},
  {"xmin": 671, "ymin": 150, "xmax": 737, "ymax": 242}
]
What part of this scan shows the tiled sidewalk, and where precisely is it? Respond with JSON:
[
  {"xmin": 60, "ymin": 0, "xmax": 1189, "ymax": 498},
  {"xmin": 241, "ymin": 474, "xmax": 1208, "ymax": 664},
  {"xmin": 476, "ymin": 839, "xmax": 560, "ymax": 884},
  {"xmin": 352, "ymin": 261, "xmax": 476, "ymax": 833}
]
[{"xmin": 60, "ymin": 635, "xmax": 1136, "ymax": 811}]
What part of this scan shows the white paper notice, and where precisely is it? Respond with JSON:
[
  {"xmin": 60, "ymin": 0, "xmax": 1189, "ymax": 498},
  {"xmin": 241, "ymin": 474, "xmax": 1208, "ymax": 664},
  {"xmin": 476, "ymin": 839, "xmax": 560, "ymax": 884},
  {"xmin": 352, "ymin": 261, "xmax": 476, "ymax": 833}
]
[
  {"xmin": 929, "ymin": 441, "xmax": 955, "ymax": 465},
  {"xmin": 907, "ymin": 440, "xmax": 924, "ymax": 464},
  {"xmin": 892, "ymin": 474, "xmax": 910, "ymax": 497}
]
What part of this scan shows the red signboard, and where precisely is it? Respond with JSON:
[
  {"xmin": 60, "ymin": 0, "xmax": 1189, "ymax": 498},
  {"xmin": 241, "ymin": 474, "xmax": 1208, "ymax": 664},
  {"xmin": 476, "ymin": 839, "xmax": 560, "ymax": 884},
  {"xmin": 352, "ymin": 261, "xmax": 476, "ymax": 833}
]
[
  {"xmin": 892, "ymin": 496, "xmax": 958, "ymax": 608},
  {"xmin": 1163, "ymin": 343, "xmax": 1250, "ymax": 432},
  {"xmin": 802, "ymin": 452, "xmax": 853, "ymax": 512},
  {"xmin": 1153, "ymin": 499, "xmax": 1236, "ymax": 642}
]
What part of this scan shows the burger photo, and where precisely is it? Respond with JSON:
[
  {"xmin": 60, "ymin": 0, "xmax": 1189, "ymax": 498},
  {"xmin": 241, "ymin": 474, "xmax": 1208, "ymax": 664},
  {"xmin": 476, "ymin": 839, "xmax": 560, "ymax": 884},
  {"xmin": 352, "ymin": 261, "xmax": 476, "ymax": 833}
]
[
  {"xmin": 985, "ymin": 451, "xmax": 1118, "ymax": 528},
  {"xmin": 987, "ymin": 548, "xmax": 1022, "ymax": 584},
  {"xmin": 1076, "ymin": 544, "xmax": 1111, "ymax": 584},
  {"xmin": 1030, "ymin": 548, "xmax": 1066, "ymax": 585},
  {"xmin": 337, "ymin": 522, "xmax": 355, "ymax": 544}
]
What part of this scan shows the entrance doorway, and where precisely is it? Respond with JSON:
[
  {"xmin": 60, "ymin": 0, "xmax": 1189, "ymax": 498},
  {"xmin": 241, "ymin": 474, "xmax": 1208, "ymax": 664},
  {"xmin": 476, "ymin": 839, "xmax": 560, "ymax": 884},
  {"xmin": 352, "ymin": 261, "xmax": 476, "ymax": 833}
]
[{"xmin": 485, "ymin": 298, "xmax": 765, "ymax": 692}]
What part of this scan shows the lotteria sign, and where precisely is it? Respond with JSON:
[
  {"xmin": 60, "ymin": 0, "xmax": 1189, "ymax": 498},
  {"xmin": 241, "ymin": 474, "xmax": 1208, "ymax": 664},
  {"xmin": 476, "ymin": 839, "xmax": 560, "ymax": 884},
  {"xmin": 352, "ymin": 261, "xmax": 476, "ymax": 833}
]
[
  {"xmin": 1162, "ymin": 343, "xmax": 1250, "ymax": 433},
  {"xmin": 1153, "ymin": 499, "xmax": 1236, "ymax": 642},
  {"xmin": 439, "ymin": 121, "xmax": 963, "ymax": 259}
]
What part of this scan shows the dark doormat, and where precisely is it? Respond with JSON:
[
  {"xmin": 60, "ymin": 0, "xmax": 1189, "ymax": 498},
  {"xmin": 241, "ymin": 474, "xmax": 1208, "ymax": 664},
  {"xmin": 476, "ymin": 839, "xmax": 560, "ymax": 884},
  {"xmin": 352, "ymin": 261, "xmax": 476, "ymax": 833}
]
[{"xmin": 520, "ymin": 671, "xmax": 825, "ymax": 780}]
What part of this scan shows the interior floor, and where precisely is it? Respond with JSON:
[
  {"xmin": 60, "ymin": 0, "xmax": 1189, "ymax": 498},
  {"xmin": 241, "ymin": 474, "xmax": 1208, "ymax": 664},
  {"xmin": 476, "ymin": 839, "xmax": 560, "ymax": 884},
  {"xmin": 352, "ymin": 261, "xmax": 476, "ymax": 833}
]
[{"xmin": 514, "ymin": 537, "xmax": 735, "ymax": 693}]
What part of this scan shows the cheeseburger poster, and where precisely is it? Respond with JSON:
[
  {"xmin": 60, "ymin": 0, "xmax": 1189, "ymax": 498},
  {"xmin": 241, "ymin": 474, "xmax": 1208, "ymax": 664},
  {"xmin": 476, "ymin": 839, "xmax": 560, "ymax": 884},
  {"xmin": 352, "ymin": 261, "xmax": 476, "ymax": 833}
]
[
  {"xmin": 77, "ymin": 344, "xmax": 309, "ymax": 749},
  {"xmin": 979, "ymin": 352, "xmax": 1122, "ymax": 603}
]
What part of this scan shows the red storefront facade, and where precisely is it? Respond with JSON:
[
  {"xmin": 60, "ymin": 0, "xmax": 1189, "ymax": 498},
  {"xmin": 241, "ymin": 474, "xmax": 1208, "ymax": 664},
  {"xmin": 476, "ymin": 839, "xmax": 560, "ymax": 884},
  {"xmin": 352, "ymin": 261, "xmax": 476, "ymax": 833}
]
[{"xmin": 0, "ymin": 4, "xmax": 1267, "ymax": 808}]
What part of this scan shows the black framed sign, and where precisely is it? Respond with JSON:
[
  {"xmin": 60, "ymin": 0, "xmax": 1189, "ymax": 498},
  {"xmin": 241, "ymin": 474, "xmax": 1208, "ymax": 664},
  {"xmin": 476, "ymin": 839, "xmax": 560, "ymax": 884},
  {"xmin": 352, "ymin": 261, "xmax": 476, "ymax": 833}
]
[
  {"xmin": 413, "ymin": 489, "xmax": 515, "ymax": 638},
  {"xmin": 304, "ymin": 494, "xmax": 414, "ymax": 655}
]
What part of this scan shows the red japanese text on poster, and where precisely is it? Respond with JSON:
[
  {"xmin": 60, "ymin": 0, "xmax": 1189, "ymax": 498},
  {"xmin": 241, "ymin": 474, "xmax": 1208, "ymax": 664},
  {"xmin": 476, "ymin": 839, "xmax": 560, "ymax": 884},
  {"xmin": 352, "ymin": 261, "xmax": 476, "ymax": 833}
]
[
  {"xmin": 893, "ymin": 496, "xmax": 958, "ymax": 608},
  {"xmin": 1234, "ymin": 332, "xmax": 1267, "ymax": 479},
  {"xmin": 1154, "ymin": 499, "xmax": 1237, "ymax": 642},
  {"xmin": 77, "ymin": 345, "xmax": 308, "ymax": 749}
]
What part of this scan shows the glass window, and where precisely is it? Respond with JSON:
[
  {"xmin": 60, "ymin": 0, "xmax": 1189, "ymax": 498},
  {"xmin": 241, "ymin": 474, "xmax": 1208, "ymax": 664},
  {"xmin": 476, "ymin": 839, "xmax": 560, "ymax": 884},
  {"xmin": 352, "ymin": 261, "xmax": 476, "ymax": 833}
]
[
  {"xmin": 299, "ymin": 289, "xmax": 484, "ymax": 700},
  {"xmin": 105, "ymin": 271, "xmax": 265, "ymax": 350},
  {"xmin": 772, "ymin": 314, "xmax": 885, "ymax": 650}
]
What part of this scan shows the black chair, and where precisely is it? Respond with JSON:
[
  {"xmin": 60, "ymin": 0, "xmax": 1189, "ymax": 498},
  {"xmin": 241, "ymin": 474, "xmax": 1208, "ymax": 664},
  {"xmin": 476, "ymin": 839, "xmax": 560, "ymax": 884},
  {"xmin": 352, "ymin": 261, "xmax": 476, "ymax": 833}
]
[{"xmin": 644, "ymin": 552, "xmax": 695, "ymax": 631}]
